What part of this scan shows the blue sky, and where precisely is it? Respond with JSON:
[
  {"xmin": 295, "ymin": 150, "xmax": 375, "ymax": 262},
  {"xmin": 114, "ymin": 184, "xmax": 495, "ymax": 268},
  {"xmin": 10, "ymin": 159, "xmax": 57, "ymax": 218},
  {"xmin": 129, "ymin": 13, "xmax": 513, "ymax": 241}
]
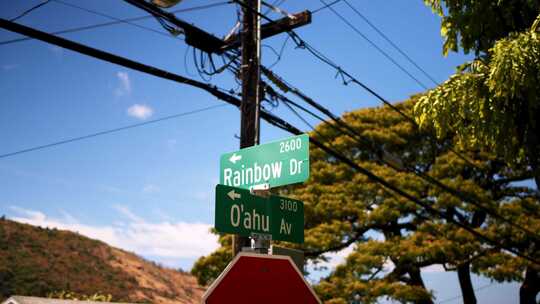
[{"xmin": 0, "ymin": 0, "xmax": 520, "ymax": 303}]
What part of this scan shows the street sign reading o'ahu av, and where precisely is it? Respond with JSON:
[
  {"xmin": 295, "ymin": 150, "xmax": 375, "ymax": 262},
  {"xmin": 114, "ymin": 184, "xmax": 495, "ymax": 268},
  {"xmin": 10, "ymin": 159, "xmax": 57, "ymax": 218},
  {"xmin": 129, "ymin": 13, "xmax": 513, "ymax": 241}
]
[
  {"xmin": 220, "ymin": 134, "xmax": 309, "ymax": 189},
  {"xmin": 203, "ymin": 252, "xmax": 321, "ymax": 304},
  {"xmin": 215, "ymin": 184, "xmax": 304, "ymax": 243}
]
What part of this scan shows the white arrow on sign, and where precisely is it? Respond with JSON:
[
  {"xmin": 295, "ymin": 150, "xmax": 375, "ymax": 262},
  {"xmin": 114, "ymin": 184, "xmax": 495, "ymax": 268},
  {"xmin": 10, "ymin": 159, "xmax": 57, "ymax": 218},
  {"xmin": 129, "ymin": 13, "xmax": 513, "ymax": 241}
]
[
  {"xmin": 227, "ymin": 190, "xmax": 241, "ymax": 200},
  {"xmin": 229, "ymin": 153, "xmax": 242, "ymax": 164}
]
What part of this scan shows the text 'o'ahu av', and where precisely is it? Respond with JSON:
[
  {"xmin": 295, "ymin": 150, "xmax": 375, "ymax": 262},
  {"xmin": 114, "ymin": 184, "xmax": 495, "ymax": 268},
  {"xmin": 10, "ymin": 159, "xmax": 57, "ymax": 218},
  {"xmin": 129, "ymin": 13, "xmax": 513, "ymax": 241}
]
[{"xmin": 215, "ymin": 185, "xmax": 304, "ymax": 244}]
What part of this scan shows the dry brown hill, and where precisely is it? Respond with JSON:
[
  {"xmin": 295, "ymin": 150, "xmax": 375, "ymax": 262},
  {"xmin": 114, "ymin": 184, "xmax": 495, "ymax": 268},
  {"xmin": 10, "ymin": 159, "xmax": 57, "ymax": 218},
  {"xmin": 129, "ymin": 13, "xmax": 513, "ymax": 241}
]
[{"xmin": 0, "ymin": 218, "xmax": 203, "ymax": 304}]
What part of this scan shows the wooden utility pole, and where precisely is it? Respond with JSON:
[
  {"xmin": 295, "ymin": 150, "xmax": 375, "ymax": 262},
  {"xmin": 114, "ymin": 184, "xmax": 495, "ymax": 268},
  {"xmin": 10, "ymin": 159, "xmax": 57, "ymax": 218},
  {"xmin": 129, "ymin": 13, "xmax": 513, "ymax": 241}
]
[
  {"xmin": 233, "ymin": 0, "xmax": 262, "ymax": 256},
  {"xmin": 121, "ymin": 0, "xmax": 311, "ymax": 257}
]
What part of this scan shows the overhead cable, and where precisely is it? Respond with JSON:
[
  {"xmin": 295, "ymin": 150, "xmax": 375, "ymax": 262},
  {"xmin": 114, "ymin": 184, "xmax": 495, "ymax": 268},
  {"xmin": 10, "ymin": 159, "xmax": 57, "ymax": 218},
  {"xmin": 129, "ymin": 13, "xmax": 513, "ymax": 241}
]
[
  {"xmin": 311, "ymin": 0, "xmax": 342, "ymax": 15},
  {"xmin": 318, "ymin": 0, "xmax": 429, "ymax": 89},
  {"xmin": 268, "ymin": 80, "xmax": 540, "ymax": 242},
  {"xmin": 235, "ymin": 2, "xmax": 483, "ymax": 173},
  {"xmin": 2, "ymin": 18, "xmax": 537, "ymax": 266},
  {"xmin": 10, "ymin": 0, "xmax": 51, "ymax": 22},
  {"xmin": 0, "ymin": 1, "xmax": 230, "ymax": 46},
  {"xmin": 342, "ymin": 0, "xmax": 439, "ymax": 85},
  {"xmin": 0, "ymin": 104, "xmax": 228, "ymax": 159}
]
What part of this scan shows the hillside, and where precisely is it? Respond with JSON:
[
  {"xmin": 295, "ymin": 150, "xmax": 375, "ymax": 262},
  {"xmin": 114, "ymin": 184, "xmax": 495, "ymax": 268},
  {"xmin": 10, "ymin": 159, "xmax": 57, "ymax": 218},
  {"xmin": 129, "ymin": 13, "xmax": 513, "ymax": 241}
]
[{"xmin": 0, "ymin": 218, "xmax": 204, "ymax": 304}]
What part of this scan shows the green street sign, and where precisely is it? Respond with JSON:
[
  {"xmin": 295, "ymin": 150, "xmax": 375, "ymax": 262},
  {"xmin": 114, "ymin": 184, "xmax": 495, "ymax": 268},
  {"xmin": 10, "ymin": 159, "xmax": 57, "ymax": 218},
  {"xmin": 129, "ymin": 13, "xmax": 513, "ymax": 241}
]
[
  {"xmin": 215, "ymin": 184, "xmax": 304, "ymax": 243},
  {"xmin": 220, "ymin": 134, "xmax": 309, "ymax": 189}
]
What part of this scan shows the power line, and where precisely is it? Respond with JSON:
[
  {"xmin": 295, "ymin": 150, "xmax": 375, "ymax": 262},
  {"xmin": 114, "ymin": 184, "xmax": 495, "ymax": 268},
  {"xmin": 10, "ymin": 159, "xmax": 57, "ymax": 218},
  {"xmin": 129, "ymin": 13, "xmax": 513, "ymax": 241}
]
[
  {"xmin": 262, "ymin": 63, "xmax": 539, "ymax": 235},
  {"xmin": 318, "ymin": 0, "xmax": 428, "ymax": 89},
  {"xmin": 261, "ymin": 0, "xmax": 290, "ymax": 18},
  {"xmin": 50, "ymin": 1, "xmax": 237, "ymax": 81},
  {"xmin": 52, "ymin": 0, "xmax": 184, "ymax": 38},
  {"xmin": 263, "ymin": 68, "xmax": 540, "ymax": 240},
  {"xmin": 234, "ymin": 0, "xmax": 419, "ymax": 121},
  {"xmin": 268, "ymin": 79, "xmax": 540, "ymax": 242},
  {"xmin": 341, "ymin": 0, "xmax": 439, "ymax": 86},
  {"xmin": 56, "ymin": 0, "xmax": 230, "ymax": 21},
  {"xmin": 264, "ymin": 106, "xmax": 540, "ymax": 266},
  {"xmin": 0, "ymin": 17, "xmax": 244, "ymax": 117},
  {"xmin": 237, "ymin": 37, "xmax": 539, "ymax": 242},
  {"xmin": 263, "ymin": 35, "xmax": 290, "ymax": 68},
  {"xmin": 0, "ymin": 13, "xmax": 172, "ymax": 46},
  {"xmin": 10, "ymin": 0, "xmax": 51, "ymax": 22},
  {"xmin": 265, "ymin": 79, "xmax": 540, "ymax": 266},
  {"xmin": 280, "ymin": 95, "xmax": 317, "ymax": 131},
  {"xmin": 0, "ymin": 104, "xmax": 228, "ymax": 159},
  {"xmin": 311, "ymin": 0, "xmax": 342, "ymax": 15},
  {"xmin": 0, "ymin": 1, "xmax": 230, "ymax": 46},
  {"xmin": 170, "ymin": 3, "xmax": 537, "ymax": 251},
  {"xmin": 236, "ymin": 2, "xmax": 484, "ymax": 173},
  {"xmin": 220, "ymin": 6, "xmax": 540, "ymax": 250},
  {"xmin": 3, "ymin": 18, "xmax": 538, "ymax": 266},
  {"xmin": 2, "ymin": 0, "xmax": 236, "ymax": 81},
  {"xmin": 438, "ymin": 282, "xmax": 496, "ymax": 304},
  {"xmin": 122, "ymin": 0, "xmax": 226, "ymax": 53},
  {"xmin": 6, "ymin": 0, "xmax": 481, "ymax": 211}
]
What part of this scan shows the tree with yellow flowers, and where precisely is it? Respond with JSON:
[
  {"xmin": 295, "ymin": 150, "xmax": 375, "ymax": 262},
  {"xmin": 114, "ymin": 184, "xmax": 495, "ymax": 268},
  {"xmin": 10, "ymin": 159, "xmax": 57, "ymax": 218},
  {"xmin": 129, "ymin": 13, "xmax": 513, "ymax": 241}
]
[{"xmin": 414, "ymin": 1, "xmax": 540, "ymax": 303}]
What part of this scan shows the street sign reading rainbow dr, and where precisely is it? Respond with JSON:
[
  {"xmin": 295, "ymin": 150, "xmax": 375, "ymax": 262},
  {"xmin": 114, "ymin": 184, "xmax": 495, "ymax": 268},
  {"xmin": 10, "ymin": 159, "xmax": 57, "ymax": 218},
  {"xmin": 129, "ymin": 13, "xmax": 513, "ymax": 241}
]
[{"xmin": 219, "ymin": 134, "xmax": 309, "ymax": 189}]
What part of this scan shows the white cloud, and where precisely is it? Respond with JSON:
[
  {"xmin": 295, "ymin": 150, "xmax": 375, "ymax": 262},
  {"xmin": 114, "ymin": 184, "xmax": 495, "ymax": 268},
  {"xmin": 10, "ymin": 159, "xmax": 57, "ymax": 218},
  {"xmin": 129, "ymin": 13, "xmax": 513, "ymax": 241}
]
[
  {"xmin": 98, "ymin": 185, "xmax": 126, "ymax": 194},
  {"xmin": 310, "ymin": 246, "xmax": 440, "ymax": 274},
  {"xmin": 2, "ymin": 64, "xmax": 19, "ymax": 71},
  {"xmin": 153, "ymin": 209, "xmax": 173, "ymax": 222},
  {"xmin": 166, "ymin": 139, "xmax": 177, "ymax": 150},
  {"xmin": 114, "ymin": 205, "xmax": 144, "ymax": 223},
  {"xmin": 383, "ymin": 259, "xmax": 395, "ymax": 272},
  {"xmin": 320, "ymin": 244, "xmax": 355, "ymax": 269},
  {"xmin": 306, "ymin": 244, "xmax": 354, "ymax": 273},
  {"xmin": 143, "ymin": 184, "xmax": 160, "ymax": 193},
  {"xmin": 193, "ymin": 191, "xmax": 210, "ymax": 201},
  {"xmin": 9, "ymin": 206, "xmax": 218, "ymax": 260},
  {"xmin": 48, "ymin": 45, "xmax": 64, "ymax": 58},
  {"xmin": 305, "ymin": 243, "xmax": 400, "ymax": 284},
  {"xmin": 114, "ymin": 71, "xmax": 131, "ymax": 96},
  {"xmin": 127, "ymin": 104, "xmax": 153, "ymax": 120},
  {"xmin": 305, "ymin": 245, "xmax": 355, "ymax": 283},
  {"xmin": 421, "ymin": 264, "xmax": 445, "ymax": 273}
]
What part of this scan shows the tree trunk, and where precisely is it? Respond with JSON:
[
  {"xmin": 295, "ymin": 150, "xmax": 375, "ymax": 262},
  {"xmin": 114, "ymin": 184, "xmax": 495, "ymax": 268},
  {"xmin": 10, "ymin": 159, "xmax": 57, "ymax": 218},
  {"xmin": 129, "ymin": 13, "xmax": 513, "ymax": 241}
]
[
  {"xmin": 527, "ymin": 131, "xmax": 540, "ymax": 189},
  {"xmin": 516, "ymin": 93, "xmax": 540, "ymax": 189},
  {"xmin": 520, "ymin": 267, "xmax": 540, "ymax": 304},
  {"xmin": 521, "ymin": 120, "xmax": 540, "ymax": 304},
  {"xmin": 457, "ymin": 262, "xmax": 477, "ymax": 304},
  {"xmin": 409, "ymin": 267, "xmax": 434, "ymax": 304}
]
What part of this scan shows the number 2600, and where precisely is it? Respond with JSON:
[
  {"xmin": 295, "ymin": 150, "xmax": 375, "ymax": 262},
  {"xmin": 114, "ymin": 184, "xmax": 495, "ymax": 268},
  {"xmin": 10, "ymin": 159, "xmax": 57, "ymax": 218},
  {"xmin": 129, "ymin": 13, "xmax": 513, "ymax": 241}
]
[{"xmin": 280, "ymin": 138, "xmax": 302, "ymax": 153}]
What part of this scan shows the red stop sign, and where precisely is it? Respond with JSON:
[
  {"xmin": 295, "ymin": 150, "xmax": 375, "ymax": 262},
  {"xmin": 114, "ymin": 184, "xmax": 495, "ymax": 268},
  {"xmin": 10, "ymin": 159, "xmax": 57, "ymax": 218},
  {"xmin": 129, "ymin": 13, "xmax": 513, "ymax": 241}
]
[{"xmin": 203, "ymin": 253, "xmax": 321, "ymax": 304}]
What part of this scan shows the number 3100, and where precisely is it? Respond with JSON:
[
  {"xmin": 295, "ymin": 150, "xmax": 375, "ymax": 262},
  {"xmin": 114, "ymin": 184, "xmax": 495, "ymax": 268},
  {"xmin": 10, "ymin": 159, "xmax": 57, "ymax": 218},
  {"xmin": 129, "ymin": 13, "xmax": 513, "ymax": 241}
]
[{"xmin": 280, "ymin": 199, "xmax": 298, "ymax": 212}]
